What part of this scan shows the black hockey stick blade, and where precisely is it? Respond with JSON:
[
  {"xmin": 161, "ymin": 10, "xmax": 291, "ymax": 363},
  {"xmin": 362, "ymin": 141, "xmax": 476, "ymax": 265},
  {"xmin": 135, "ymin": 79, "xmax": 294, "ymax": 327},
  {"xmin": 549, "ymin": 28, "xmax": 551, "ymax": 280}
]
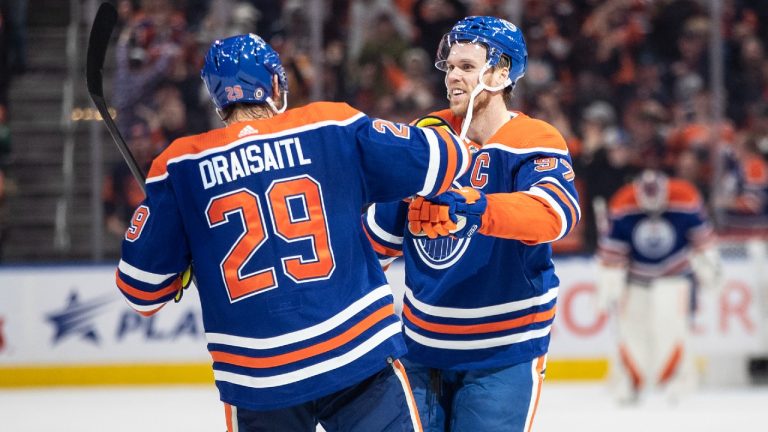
[
  {"xmin": 86, "ymin": 2, "xmax": 146, "ymax": 193},
  {"xmin": 86, "ymin": 2, "xmax": 117, "ymax": 98}
]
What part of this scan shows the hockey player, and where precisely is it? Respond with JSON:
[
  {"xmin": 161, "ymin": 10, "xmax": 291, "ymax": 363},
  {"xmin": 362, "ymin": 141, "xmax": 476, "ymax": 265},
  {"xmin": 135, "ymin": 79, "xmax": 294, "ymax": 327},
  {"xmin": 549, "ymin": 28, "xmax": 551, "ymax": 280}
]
[
  {"xmin": 363, "ymin": 16, "xmax": 580, "ymax": 431},
  {"xmin": 596, "ymin": 169, "xmax": 721, "ymax": 403},
  {"xmin": 115, "ymin": 34, "xmax": 472, "ymax": 432}
]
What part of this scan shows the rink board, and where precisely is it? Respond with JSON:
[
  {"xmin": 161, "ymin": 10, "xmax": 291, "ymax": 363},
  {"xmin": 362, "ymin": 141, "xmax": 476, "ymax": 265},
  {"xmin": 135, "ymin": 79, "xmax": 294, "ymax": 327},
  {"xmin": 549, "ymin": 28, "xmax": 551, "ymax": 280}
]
[{"xmin": 0, "ymin": 255, "xmax": 763, "ymax": 387}]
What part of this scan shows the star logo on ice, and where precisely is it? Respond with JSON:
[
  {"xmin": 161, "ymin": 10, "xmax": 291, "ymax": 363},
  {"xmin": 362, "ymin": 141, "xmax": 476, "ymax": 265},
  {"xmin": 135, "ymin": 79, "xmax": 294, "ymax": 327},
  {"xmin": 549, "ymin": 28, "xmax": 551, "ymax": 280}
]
[
  {"xmin": 46, "ymin": 291, "xmax": 114, "ymax": 345},
  {"xmin": 238, "ymin": 125, "xmax": 259, "ymax": 137}
]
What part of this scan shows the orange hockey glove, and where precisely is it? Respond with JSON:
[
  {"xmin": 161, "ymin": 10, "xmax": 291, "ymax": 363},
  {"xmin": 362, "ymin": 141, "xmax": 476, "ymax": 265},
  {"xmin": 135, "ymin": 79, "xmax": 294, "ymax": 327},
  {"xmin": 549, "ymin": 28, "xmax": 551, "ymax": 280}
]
[
  {"xmin": 409, "ymin": 187, "xmax": 487, "ymax": 239},
  {"xmin": 408, "ymin": 196, "xmax": 457, "ymax": 239}
]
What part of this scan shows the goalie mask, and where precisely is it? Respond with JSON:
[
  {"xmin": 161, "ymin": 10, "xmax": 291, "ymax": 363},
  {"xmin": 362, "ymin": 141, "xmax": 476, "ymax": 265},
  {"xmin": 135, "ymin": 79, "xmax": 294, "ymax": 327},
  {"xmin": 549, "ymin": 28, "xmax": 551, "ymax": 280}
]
[
  {"xmin": 201, "ymin": 33, "xmax": 288, "ymax": 114},
  {"xmin": 634, "ymin": 169, "xmax": 670, "ymax": 214}
]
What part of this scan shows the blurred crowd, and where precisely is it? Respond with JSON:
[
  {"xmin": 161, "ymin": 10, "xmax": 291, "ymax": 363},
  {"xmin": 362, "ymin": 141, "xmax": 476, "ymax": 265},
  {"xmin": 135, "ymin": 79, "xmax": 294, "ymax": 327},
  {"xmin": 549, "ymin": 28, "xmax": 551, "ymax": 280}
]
[
  {"xmin": 0, "ymin": 0, "xmax": 26, "ymax": 259},
  {"xmin": 99, "ymin": 0, "xmax": 768, "ymax": 253}
]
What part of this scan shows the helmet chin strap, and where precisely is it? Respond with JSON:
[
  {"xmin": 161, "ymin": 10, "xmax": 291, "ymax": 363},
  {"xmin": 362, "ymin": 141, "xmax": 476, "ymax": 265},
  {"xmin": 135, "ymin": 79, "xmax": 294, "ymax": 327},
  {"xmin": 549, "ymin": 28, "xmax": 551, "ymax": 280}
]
[
  {"xmin": 266, "ymin": 91, "xmax": 288, "ymax": 114},
  {"xmin": 458, "ymin": 62, "xmax": 512, "ymax": 141}
]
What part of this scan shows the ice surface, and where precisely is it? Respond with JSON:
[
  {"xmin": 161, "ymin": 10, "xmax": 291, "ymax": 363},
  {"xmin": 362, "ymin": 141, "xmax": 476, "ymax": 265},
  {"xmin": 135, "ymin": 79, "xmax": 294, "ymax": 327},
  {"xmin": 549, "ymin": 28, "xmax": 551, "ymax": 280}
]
[{"xmin": 1, "ymin": 383, "xmax": 766, "ymax": 431}]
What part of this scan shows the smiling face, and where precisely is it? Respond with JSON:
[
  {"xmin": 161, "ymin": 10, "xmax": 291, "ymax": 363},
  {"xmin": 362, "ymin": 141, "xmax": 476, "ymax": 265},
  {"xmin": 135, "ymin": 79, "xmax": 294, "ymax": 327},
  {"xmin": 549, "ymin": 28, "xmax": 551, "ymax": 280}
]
[{"xmin": 443, "ymin": 42, "xmax": 507, "ymax": 117}]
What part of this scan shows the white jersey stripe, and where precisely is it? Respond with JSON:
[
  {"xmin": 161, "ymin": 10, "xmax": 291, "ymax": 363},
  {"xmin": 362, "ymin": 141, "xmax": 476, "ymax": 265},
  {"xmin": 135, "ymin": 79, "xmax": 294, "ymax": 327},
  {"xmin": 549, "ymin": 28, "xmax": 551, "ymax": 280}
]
[
  {"xmin": 122, "ymin": 298, "xmax": 166, "ymax": 313},
  {"xmin": 482, "ymin": 143, "xmax": 569, "ymax": 156},
  {"xmin": 147, "ymin": 113, "xmax": 367, "ymax": 183},
  {"xmin": 379, "ymin": 257, "xmax": 398, "ymax": 268},
  {"xmin": 229, "ymin": 405, "xmax": 239, "ymax": 432},
  {"xmin": 404, "ymin": 324, "xmax": 552, "ymax": 350},
  {"xmin": 392, "ymin": 360, "xmax": 423, "ymax": 432},
  {"xmin": 404, "ymin": 286, "xmax": 558, "ymax": 319},
  {"xmin": 206, "ymin": 285, "xmax": 392, "ymax": 349},
  {"xmin": 524, "ymin": 355, "xmax": 546, "ymax": 432},
  {"xmin": 118, "ymin": 259, "xmax": 176, "ymax": 285},
  {"xmin": 456, "ymin": 135, "xmax": 471, "ymax": 182},
  {"xmin": 418, "ymin": 127, "xmax": 441, "ymax": 196},
  {"xmin": 213, "ymin": 323, "xmax": 401, "ymax": 388},
  {"xmin": 536, "ymin": 176, "xmax": 581, "ymax": 220},
  {"xmin": 146, "ymin": 172, "xmax": 169, "ymax": 183},
  {"xmin": 526, "ymin": 187, "xmax": 568, "ymax": 241},
  {"xmin": 366, "ymin": 205, "xmax": 404, "ymax": 244},
  {"xmin": 599, "ymin": 237, "xmax": 630, "ymax": 252}
]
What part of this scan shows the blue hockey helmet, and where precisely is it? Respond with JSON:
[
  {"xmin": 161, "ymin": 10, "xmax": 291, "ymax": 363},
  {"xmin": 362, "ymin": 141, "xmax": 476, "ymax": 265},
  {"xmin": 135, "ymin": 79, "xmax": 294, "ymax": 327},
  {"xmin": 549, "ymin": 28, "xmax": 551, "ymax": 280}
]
[
  {"xmin": 201, "ymin": 34, "xmax": 288, "ymax": 111},
  {"xmin": 436, "ymin": 16, "xmax": 528, "ymax": 87}
]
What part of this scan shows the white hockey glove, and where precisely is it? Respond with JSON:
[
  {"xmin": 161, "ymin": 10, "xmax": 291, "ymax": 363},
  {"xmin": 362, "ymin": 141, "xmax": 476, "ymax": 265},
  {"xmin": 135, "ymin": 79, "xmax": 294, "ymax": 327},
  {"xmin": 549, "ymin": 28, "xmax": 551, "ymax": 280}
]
[
  {"xmin": 595, "ymin": 264, "xmax": 628, "ymax": 314},
  {"xmin": 689, "ymin": 247, "xmax": 722, "ymax": 293}
]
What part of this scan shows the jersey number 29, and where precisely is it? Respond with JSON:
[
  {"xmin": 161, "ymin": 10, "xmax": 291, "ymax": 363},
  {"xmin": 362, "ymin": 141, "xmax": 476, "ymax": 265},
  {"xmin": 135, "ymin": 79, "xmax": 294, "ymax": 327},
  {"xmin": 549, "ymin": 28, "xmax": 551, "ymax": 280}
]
[{"xmin": 206, "ymin": 175, "xmax": 335, "ymax": 302}]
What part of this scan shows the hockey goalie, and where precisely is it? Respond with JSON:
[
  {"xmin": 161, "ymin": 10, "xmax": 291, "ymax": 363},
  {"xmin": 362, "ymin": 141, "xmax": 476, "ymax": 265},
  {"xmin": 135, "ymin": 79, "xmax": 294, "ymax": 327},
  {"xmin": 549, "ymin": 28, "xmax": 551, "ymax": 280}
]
[{"xmin": 595, "ymin": 169, "xmax": 722, "ymax": 403}]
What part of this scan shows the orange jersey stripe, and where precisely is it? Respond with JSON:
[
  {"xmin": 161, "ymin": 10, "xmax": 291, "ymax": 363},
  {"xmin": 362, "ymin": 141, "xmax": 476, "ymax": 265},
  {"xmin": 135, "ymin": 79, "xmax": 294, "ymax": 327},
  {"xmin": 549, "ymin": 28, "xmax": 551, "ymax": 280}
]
[
  {"xmin": 526, "ymin": 355, "xmax": 547, "ymax": 432},
  {"xmin": 148, "ymin": 102, "xmax": 362, "ymax": 179},
  {"xmin": 611, "ymin": 178, "xmax": 703, "ymax": 215},
  {"xmin": 224, "ymin": 403, "xmax": 234, "ymax": 432},
  {"xmin": 537, "ymin": 183, "xmax": 578, "ymax": 226},
  {"xmin": 116, "ymin": 271, "xmax": 181, "ymax": 301},
  {"xmin": 393, "ymin": 359, "xmax": 424, "ymax": 432},
  {"xmin": 492, "ymin": 114, "xmax": 569, "ymax": 152},
  {"xmin": 667, "ymin": 179, "xmax": 702, "ymax": 207},
  {"xmin": 433, "ymin": 127, "xmax": 459, "ymax": 194},
  {"xmin": 608, "ymin": 184, "xmax": 639, "ymax": 215},
  {"xmin": 364, "ymin": 226, "xmax": 403, "ymax": 258},
  {"xmin": 425, "ymin": 110, "xmax": 569, "ymax": 153},
  {"xmin": 137, "ymin": 304, "xmax": 166, "ymax": 317},
  {"xmin": 210, "ymin": 305, "xmax": 394, "ymax": 368},
  {"xmin": 402, "ymin": 304, "xmax": 556, "ymax": 335}
]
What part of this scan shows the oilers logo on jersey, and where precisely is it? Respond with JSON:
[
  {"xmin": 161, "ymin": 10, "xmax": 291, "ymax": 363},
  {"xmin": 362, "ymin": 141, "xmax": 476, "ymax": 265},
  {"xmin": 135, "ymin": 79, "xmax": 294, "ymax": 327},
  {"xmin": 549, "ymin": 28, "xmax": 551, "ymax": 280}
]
[
  {"xmin": 412, "ymin": 235, "xmax": 472, "ymax": 270},
  {"xmin": 411, "ymin": 181, "xmax": 475, "ymax": 269},
  {"xmin": 632, "ymin": 216, "xmax": 676, "ymax": 260}
]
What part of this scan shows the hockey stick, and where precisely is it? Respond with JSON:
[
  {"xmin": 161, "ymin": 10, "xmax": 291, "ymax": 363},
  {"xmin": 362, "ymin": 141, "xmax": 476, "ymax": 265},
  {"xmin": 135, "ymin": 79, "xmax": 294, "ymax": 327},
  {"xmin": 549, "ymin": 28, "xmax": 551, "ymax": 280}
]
[
  {"xmin": 86, "ymin": 2, "xmax": 146, "ymax": 194},
  {"xmin": 86, "ymin": 2, "xmax": 193, "ymax": 300}
]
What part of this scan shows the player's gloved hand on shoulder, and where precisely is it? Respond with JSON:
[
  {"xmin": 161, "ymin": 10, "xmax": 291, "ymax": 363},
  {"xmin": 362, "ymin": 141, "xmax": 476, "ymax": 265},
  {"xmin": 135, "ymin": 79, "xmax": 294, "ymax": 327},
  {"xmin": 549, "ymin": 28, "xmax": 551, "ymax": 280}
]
[
  {"xmin": 408, "ymin": 187, "xmax": 487, "ymax": 239},
  {"xmin": 413, "ymin": 115, "xmax": 456, "ymax": 133},
  {"xmin": 413, "ymin": 115, "xmax": 479, "ymax": 152}
]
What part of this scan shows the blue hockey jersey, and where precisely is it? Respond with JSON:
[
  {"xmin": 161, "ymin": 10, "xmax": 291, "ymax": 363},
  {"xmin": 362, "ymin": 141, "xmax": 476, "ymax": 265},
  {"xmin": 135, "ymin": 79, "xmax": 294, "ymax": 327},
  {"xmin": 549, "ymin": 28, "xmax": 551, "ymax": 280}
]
[
  {"xmin": 598, "ymin": 177, "xmax": 714, "ymax": 281},
  {"xmin": 115, "ymin": 102, "xmax": 469, "ymax": 410},
  {"xmin": 363, "ymin": 110, "xmax": 580, "ymax": 370}
]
